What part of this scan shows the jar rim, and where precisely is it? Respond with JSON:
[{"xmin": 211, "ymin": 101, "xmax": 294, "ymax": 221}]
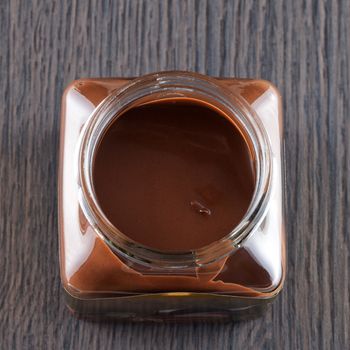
[{"xmin": 78, "ymin": 71, "xmax": 273, "ymax": 269}]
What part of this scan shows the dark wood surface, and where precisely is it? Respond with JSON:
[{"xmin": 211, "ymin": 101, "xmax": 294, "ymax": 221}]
[{"xmin": 1, "ymin": 1, "xmax": 349, "ymax": 349}]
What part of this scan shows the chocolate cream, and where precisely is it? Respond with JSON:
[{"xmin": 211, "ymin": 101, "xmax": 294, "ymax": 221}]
[{"xmin": 93, "ymin": 98, "xmax": 255, "ymax": 251}]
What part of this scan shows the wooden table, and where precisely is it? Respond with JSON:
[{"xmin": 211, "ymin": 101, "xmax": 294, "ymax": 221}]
[{"xmin": 1, "ymin": 1, "xmax": 349, "ymax": 349}]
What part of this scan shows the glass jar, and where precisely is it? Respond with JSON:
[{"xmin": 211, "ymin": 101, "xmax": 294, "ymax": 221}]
[{"xmin": 59, "ymin": 71, "xmax": 285, "ymax": 320}]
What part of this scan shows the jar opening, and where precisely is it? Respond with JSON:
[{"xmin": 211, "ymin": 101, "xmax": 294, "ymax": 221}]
[
  {"xmin": 78, "ymin": 72, "xmax": 272, "ymax": 269},
  {"xmin": 92, "ymin": 96, "xmax": 256, "ymax": 252}
]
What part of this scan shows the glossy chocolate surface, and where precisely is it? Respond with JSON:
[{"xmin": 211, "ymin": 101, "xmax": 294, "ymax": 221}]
[{"xmin": 93, "ymin": 99, "xmax": 255, "ymax": 251}]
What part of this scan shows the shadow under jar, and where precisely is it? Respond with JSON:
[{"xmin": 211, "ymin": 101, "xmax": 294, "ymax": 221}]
[{"xmin": 59, "ymin": 71, "xmax": 285, "ymax": 321}]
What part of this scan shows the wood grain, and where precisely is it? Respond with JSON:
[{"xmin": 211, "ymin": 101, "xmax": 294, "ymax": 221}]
[{"xmin": 0, "ymin": 0, "xmax": 349, "ymax": 349}]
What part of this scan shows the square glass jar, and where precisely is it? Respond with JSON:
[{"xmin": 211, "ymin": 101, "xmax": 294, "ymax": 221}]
[{"xmin": 58, "ymin": 72, "xmax": 285, "ymax": 320}]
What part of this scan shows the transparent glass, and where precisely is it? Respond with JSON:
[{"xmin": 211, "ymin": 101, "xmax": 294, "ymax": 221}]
[{"xmin": 58, "ymin": 71, "xmax": 285, "ymax": 320}]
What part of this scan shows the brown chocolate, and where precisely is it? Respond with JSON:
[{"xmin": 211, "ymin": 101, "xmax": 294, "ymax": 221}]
[{"xmin": 93, "ymin": 98, "xmax": 255, "ymax": 251}]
